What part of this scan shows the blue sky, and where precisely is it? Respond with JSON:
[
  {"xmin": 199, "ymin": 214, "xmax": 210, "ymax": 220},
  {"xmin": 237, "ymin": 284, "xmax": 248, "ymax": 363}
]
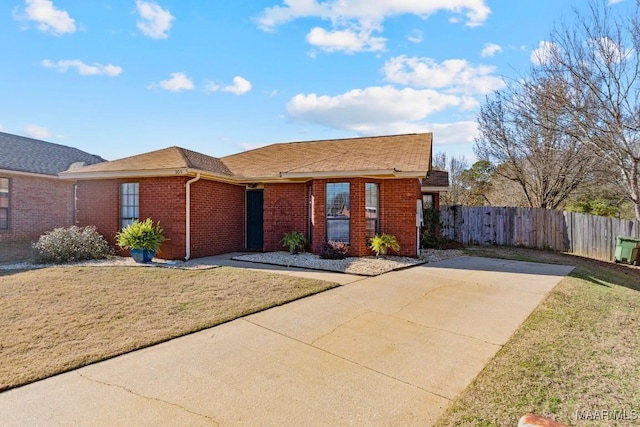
[{"xmin": 0, "ymin": 0, "xmax": 626, "ymax": 162}]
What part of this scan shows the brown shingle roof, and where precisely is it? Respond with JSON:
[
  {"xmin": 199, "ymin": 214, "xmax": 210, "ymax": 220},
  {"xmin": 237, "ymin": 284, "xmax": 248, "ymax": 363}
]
[
  {"xmin": 422, "ymin": 170, "xmax": 449, "ymax": 188},
  {"xmin": 221, "ymin": 133, "xmax": 432, "ymax": 178},
  {"xmin": 69, "ymin": 146, "xmax": 233, "ymax": 176},
  {"xmin": 64, "ymin": 133, "xmax": 432, "ymax": 181}
]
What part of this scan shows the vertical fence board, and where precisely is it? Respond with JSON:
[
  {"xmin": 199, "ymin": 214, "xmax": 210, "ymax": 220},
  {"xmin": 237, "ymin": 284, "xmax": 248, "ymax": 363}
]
[{"xmin": 439, "ymin": 205, "xmax": 640, "ymax": 262}]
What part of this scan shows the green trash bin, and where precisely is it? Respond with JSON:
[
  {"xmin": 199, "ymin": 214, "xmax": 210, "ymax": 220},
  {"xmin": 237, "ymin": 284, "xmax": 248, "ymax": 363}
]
[{"xmin": 614, "ymin": 236, "xmax": 640, "ymax": 265}]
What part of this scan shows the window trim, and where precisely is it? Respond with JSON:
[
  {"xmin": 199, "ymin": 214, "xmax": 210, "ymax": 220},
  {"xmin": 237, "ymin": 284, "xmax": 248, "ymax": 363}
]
[
  {"xmin": 325, "ymin": 182, "xmax": 350, "ymax": 244},
  {"xmin": 120, "ymin": 182, "xmax": 139, "ymax": 230},
  {"xmin": 0, "ymin": 177, "xmax": 9, "ymax": 230}
]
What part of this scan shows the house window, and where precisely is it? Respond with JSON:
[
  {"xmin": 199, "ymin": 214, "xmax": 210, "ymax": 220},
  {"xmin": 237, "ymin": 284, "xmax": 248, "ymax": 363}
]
[
  {"xmin": 120, "ymin": 183, "xmax": 139, "ymax": 229},
  {"xmin": 422, "ymin": 194, "xmax": 434, "ymax": 210},
  {"xmin": 0, "ymin": 178, "xmax": 9, "ymax": 230},
  {"xmin": 326, "ymin": 182, "xmax": 350, "ymax": 243},
  {"xmin": 365, "ymin": 183, "xmax": 379, "ymax": 239}
]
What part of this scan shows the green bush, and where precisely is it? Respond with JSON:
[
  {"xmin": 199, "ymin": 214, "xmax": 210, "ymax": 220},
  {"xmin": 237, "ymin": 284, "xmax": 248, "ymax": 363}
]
[
  {"xmin": 280, "ymin": 231, "xmax": 307, "ymax": 254},
  {"xmin": 369, "ymin": 233, "xmax": 400, "ymax": 257},
  {"xmin": 115, "ymin": 218, "xmax": 167, "ymax": 251},
  {"xmin": 33, "ymin": 225, "xmax": 112, "ymax": 264}
]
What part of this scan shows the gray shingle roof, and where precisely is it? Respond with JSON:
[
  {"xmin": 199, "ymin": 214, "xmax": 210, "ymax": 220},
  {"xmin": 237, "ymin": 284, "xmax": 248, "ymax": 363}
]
[{"xmin": 0, "ymin": 132, "xmax": 105, "ymax": 176}]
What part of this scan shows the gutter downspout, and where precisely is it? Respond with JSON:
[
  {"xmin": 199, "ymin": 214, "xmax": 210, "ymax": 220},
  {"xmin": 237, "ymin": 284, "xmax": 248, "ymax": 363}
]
[{"xmin": 185, "ymin": 173, "xmax": 201, "ymax": 260}]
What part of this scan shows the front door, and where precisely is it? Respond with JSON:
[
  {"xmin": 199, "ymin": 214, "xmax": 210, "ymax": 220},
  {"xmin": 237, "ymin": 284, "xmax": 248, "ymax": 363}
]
[{"xmin": 246, "ymin": 190, "xmax": 264, "ymax": 251}]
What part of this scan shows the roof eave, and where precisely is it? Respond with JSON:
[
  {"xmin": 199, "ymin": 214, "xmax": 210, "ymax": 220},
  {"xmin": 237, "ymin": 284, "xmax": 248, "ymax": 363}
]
[
  {"xmin": 421, "ymin": 186, "xmax": 449, "ymax": 193},
  {"xmin": 59, "ymin": 167, "xmax": 239, "ymax": 184},
  {"xmin": 0, "ymin": 168, "xmax": 59, "ymax": 179},
  {"xmin": 279, "ymin": 169, "xmax": 428, "ymax": 180}
]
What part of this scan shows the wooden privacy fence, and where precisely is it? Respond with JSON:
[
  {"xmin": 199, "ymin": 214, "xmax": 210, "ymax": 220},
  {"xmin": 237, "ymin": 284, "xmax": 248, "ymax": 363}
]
[{"xmin": 439, "ymin": 205, "xmax": 640, "ymax": 262}]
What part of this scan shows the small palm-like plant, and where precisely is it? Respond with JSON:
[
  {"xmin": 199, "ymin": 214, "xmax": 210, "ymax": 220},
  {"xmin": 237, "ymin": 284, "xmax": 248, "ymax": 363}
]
[
  {"xmin": 369, "ymin": 233, "xmax": 400, "ymax": 257},
  {"xmin": 115, "ymin": 218, "xmax": 167, "ymax": 252},
  {"xmin": 280, "ymin": 231, "xmax": 307, "ymax": 254}
]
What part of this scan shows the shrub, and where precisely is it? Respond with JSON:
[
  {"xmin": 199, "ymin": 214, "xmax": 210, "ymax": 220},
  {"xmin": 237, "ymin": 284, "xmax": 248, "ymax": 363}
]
[
  {"xmin": 115, "ymin": 218, "xmax": 167, "ymax": 252},
  {"xmin": 280, "ymin": 231, "xmax": 307, "ymax": 254},
  {"xmin": 319, "ymin": 240, "xmax": 349, "ymax": 259},
  {"xmin": 369, "ymin": 233, "xmax": 400, "ymax": 257},
  {"xmin": 33, "ymin": 225, "xmax": 112, "ymax": 264}
]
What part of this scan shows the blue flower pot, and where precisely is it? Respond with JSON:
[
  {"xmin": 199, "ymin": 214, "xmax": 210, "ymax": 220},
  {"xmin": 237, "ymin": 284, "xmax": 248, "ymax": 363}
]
[{"xmin": 130, "ymin": 248, "xmax": 155, "ymax": 263}]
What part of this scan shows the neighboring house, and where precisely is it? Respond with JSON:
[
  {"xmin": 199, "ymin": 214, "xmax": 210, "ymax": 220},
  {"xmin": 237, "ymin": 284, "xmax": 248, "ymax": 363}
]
[
  {"xmin": 61, "ymin": 133, "xmax": 448, "ymax": 259},
  {"xmin": 0, "ymin": 132, "xmax": 105, "ymax": 241},
  {"xmin": 421, "ymin": 170, "xmax": 449, "ymax": 209}
]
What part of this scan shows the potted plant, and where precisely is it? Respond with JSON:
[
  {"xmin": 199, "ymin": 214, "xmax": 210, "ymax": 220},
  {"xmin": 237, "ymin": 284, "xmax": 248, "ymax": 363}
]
[
  {"xmin": 280, "ymin": 231, "xmax": 307, "ymax": 254},
  {"xmin": 115, "ymin": 218, "xmax": 167, "ymax": 263},
  {"xmin": 369, "ymin": 233, "xmax": 400, "ymax": 258}
]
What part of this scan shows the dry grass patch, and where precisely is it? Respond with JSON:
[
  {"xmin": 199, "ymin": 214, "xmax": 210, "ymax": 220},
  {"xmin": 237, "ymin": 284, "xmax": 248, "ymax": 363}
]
[
  {"xmin": 0, "ymin": 266, "xmax": 336, "ymax": 392},
  {"xmin": 435, "ymin": 246, "xmax": 640, "ymax": 427}
]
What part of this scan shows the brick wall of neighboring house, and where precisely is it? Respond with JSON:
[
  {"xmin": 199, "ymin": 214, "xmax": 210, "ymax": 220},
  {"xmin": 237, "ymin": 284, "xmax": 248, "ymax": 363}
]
[
  {"xmin": 0, "ymin": 173, "xmax": 76, "ymax": 242},
  {"xmin": 263, "ymin": 183, "xmax": 309, "ymax": 252},
  {"xmin": 189, "ymin": 179, "xmax": 245, "ymax": 258},
  {"xmin": 309, "ymin": 177, "xmax": 420, "ymax": 257}
]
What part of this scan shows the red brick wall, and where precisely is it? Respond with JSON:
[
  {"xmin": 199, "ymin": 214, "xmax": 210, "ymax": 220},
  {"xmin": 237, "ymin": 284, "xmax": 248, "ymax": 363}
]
[
  {"xmin": 310, "ymin": 178, "xmax": 420, "ymax": 257},
  {"xmin": 76, "ymin": 177, "xmax": 187, "ymax": 259},
  {"xmin": 263, "ymin": 183, "xmax": 309, "ymax": 252},
  {"xmin": 189, "ymin": 179, "xmax": 245, "ymax": 258},
  {"xmin": 0, "ymin": 173, "xmax": 75, "ymax": 242},
  {"xmin": 76, "ymin": 177, "xmax": 246, "ymax": 260},
  {"xmin": 379, "ymin": 179, "xmax": 421, "ymax": 257},
  {"xmin": 76, "ymin": 180, "xmax": 119, "ymax": 248}
]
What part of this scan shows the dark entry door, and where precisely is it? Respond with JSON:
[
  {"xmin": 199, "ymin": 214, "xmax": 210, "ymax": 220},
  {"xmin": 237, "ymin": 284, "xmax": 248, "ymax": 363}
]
[{"xmin": 246, "ymin": 190, "xmax": 264, "ymax": 251}]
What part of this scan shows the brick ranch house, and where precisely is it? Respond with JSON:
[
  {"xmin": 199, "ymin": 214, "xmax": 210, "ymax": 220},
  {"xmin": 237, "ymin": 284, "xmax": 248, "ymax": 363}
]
[
  {"xmin": 0, "ymin": 132, "xmax": 105, "ymax": 241},
  {"xmin": 61, "ymin": 133, "xmax": 448, "ymax": 260}
]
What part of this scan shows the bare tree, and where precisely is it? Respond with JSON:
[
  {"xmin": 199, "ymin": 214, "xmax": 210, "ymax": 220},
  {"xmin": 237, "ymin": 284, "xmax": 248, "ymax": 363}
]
[
  {"xmin": 432, "ymin": 151, "xmax": 469, "ymax": 205},
  {"xmin": 475, "ymin": 74, "xmax": 597, "ymax": 209},
  {"xmin": 540, "ymin": 0, "xmax": 640, "ymax": 219}
]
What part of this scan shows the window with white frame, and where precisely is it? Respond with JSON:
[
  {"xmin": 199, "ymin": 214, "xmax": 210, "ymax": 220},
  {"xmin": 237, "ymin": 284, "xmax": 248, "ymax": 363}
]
[
  {"xmin": 326, "ymin": 182, "xmax": 350, "ymax": 243},
  {"xmin": 120, "ymin": 183, "xmax": 139, "ymax": 229},
  {"xmin": 365, "ymin": 183, "xmax": 379, "ymax": 239},
  {"xmin": 0, "ymin": 178, "xmax": 9, "ymax": 229}
]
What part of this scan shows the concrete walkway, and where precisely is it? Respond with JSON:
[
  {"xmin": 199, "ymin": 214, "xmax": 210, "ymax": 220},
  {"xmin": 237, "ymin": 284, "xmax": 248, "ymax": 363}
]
[{"xmin": 0, "ymin": 256, "xmax": 573, "ymax": 426}]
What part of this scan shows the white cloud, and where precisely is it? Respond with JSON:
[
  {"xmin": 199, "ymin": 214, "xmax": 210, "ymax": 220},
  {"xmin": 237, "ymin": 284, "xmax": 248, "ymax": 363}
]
[
  {"xmin": 41, "ymin": 59, "xmax": 122, "ymax": 76},
  {"xmin": 204, "ymin": 80, "xmax": 221, "ymax": 94},
  {"xmin": 429, "ymin": 121, "xmax": 479, "ymax": 145},
  {"xmin": 531, "ymin": 40, "xmax": 559, "ymax": 65},
  {"xmin": 258, "ymin": 0, "xmax": 491, "ymax": 30},
  {"xmin": 222, "ymin": 76, "xmax": 252, "ymax": 95},
  {"xmin": 258, "ymin": 1, "xmax": 490, "ymax": 53},
  {"xmin": 136, "ymin": 0, "xmax": 174, "ymax": 39},
  {"xmin": 590, "ymin": 36, "xmax": 629, "ymax": 63},
  {"xmin": 0, "ymin": 124, "xmax": 4, "ymax": 131},
  {"xmin": 155, "ymin": 72, "xmax": 194, "ymax": 92},
  {"xmin": 15, "ymin": 0, "xmax": 76, "ymax": 36},
  {"xmin": 286, "ymin": 85, "xmax": 475, "ymax": 134},
  {"xmin": 608, "ymin": 0, "xmax": 624, "ymax": 4},
  {"xmin": 481, "ymin": 43, "xmax": 502, "ymax": 57},
  {"xmin": 407, "ymin": 29, "xmax": 423, "ymax": 43},
  {"xmin": 23, "ymin": 124, "xmax": 62, "ymax": 140},
  {"xmin": 306, "ymin": 25, "xmax": 386, "ymax": 53},
  {"xmin": 382, "ymin": 55, "xmax": 504, "ymax": 95}
]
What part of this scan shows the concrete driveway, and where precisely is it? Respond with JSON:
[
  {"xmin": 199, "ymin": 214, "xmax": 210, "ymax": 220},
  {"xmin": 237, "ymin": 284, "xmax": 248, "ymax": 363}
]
[{"xmin": 0, "ymin": 256, "xmax": 573, "ymax": 426}]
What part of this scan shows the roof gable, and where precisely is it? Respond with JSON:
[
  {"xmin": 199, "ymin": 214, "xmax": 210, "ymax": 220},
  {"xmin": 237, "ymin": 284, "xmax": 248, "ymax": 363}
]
[
  {"xmin": 68, "ymin": 146, "xmax": 233, "ymax": 176},
  {"xmin": 0, "ymin": 132, "xmax": 105, "ymax": 176}
]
